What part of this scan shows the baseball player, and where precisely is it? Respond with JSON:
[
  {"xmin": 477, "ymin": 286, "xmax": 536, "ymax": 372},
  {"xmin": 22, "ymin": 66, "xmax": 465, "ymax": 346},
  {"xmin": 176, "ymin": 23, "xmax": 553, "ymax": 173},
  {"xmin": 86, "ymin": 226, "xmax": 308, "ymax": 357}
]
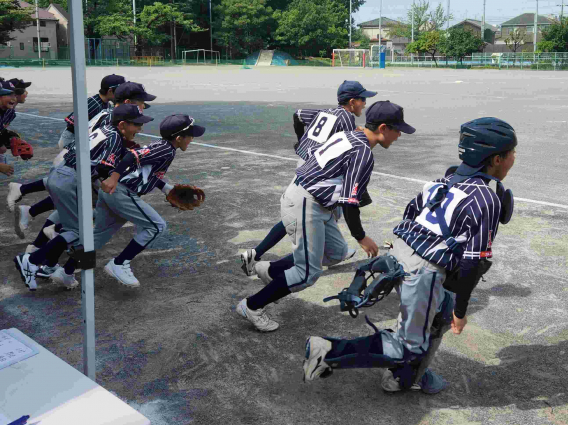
[
  {"xmin": 240, "ymin": 81, "xmax": 377, "ymax": 276},
  {"xmin": 10, "ymin": 81, "xmax": 156, "ymax": 244},
  {"xmin": 94, "ymin": 114, "xmax": 206, "ymax": 287},
  {"xmin": 13, "ymin": 104, "xmax": 153, "ymax": 290},
  {"xmin": 0, "ymin": 82, "xmax": 17, "ymax": 176},
  {"xmin": 302, "ymin": 118, "xmax": 517, "ymax": 395},
  {"xmin": 237, "ymin": 101, "xmax": 416, "ymax": 332}
]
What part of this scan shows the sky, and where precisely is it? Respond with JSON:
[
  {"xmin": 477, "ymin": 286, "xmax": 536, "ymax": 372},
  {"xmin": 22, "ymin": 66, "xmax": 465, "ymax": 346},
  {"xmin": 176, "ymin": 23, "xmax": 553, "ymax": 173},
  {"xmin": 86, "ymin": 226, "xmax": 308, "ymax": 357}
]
[{"xmin": 354, "ymin": 0, "xmax": 565, "ymax": 27}]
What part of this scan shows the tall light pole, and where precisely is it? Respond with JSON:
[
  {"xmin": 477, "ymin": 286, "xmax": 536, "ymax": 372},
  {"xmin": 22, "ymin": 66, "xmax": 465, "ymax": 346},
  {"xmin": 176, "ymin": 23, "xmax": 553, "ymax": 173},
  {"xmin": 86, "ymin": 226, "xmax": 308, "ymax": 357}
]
[
  {"xmin": 411, "ymin": 0, "xmax": 415, "ymax": 61},
  {"xmin": 378, "ymin": 0, "xmax": 382, "ymax": 49},
  {"xmin": 447, "ymin": 0, "xmax": 450, "ymax": 29},
  {"xmin": 534, "ymin": 0, "xmax": 538, "ymax": 52},
  {"xmin": 34, "ymin": 0, "xmax": 41, "ymax": 59},
  {"xmin": 349, "ymin": 0, "xmax": 352, "ymax": 48},
  {"xmin": 481, "ymin": 0, "xmax": 486, "ymax": 42},
  {"xmin": 133, "ymin": 0, "xmax": 137, "ymax": 54},
  {"xmin": 209, "ymin": 0, "xmax": 213, "ymax": 52}
]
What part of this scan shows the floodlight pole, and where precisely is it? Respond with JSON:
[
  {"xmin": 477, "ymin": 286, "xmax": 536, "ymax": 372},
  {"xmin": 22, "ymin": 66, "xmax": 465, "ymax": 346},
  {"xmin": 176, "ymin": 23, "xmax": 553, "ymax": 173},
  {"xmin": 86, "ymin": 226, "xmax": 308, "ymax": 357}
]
[
  {"xmin": 411, "ymin": 1, "xmax": 415, "ymax": 62},
  {"xmin": 34, "ymin": 0, "xmax": 41, "ymax": 59},
  {"xmin": 69, "ymin": 0, "xmax": 96, "ymax": 380},
  {"xmin": 133, "ymin": 0, "xmax": 137, "ymax": 53},
  {"xmin": 447, "ymin": 0, "xmax": 450, "ymax": 30},
  {"xmin": 209, "ymin": 0, "xmax": 213, "ymax": 52},
  {"xmin": 378, "ymin": 0, "xmax": 382, "ymax": 48},
  {"xmin": 349, "ymin": 0, "xmax": 352, "ymax": 48},
  {"xmin": 534, "ymin": 0, "xmax": 538, "ymax": 52}
]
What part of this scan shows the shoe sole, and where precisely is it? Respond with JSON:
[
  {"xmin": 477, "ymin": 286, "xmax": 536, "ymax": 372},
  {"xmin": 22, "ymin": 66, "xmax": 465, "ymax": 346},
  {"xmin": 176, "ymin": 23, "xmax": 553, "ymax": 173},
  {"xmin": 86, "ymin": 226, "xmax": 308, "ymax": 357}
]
[
  {"xmin": 7, "ymin": 184, "xmax": 22, "ymax": 212},
  {"xmin": 104, "ymin": 264, "xmax": 140, "ymax": 287},
  {"xmin": 50, "ymin": 274, "xmax": 79, "ymax": 290},
  {"xmin": 14, "ymin": 207, "xmax": 25, "ymax": 240},
  {"xmin": 240, "ymin": 251, "xmax": 254, "ymax": 276},
  {"xmin": 36, "ymin": 271, "xmax": 55, "ymax": 279},
  {"xmin": 13, "ymin": 256, "xmax": 36, "ymax": 291}
]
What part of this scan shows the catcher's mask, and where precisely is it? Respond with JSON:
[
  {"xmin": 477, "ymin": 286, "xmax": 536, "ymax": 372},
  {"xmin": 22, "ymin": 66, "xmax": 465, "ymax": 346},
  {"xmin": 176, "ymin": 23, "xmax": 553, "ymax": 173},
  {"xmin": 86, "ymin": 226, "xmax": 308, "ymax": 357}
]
[{"xmin": 324, "ymin": 254, "xmax": 408, "ymax": 318}]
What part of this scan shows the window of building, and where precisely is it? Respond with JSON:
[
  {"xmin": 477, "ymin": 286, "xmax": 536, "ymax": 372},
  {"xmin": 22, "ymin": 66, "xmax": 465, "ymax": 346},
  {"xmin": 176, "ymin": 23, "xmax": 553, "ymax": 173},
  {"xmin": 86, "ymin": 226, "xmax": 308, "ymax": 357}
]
[
  {"xmin": 33, "ymin": 37, "xmax": 50, "ymax": 52},
  {"xmin": 20, "ymin": 42, "xmax": 24, "ymax": 50},
  {"xmin": 36, "ymin": 20, "xmax": 46, "ymax": 27}
]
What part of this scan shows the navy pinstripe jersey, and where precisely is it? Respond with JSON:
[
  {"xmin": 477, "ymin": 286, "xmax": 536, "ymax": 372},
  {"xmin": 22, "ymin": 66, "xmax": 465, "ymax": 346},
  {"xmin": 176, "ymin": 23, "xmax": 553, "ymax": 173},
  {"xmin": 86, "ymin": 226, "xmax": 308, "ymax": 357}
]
[
  {"xmin": 63, "ymin": 124, "xmax": 126, "ymax": 176},
  {"xmin": 88, "ymin": 108, "xmax": 112, "ymax": 133},
  {"xmin": 295, "ymin": 130, "xmax": 374, "ymax": 208},
  {"xmin": 393, "ymin": 174, "xmax": 502, "ymax": 271},
  {"xmin": 295, "ymin": 106, "xmax": 356, "ymax": 161},
  {"xmin": 2, "ymin": 108, "xmax": 16, "ymax": 127},
  {"xmin": 66, "ymin": 94, "xmax": 108, "ymax": 130},
  {"xmin": 119, "ymin": 139, "xmax": 176, "ymax": 196}
]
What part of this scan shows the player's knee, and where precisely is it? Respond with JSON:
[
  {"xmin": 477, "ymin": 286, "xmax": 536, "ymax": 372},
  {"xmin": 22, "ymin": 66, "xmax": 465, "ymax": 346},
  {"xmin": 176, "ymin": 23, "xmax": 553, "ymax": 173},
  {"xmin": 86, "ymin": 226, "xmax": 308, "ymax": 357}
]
[{"xmin": 155, "ymin": 218, "xmax": 167, "ymax": 235}]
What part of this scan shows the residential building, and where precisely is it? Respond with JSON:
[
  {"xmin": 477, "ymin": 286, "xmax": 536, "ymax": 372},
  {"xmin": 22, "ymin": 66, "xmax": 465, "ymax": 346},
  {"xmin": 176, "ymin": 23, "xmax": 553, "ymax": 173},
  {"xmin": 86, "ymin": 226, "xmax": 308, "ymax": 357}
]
[
  {"xmin": 358, "ymin": 17, "xmax": 410, "ymax": 52},
  {"xmin": 47, "ymin": 3, "xmax": 69, "ymax": 50},
  {"xmin": 495, "ymin": 13, "xmax": 555, "ymax": 52},
  {"xmin": 0, "ymin": 1, "xmax": 59, "ymax": 60},
  {"xmin": 450, "ymin": 19, "xmax": 499, "ymax": 44}
]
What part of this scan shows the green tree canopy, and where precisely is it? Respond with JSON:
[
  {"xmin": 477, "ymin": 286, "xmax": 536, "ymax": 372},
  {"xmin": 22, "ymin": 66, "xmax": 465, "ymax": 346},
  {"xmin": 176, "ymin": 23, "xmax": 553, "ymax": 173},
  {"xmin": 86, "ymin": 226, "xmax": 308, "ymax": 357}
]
[
  {"xmin": 440, "ymin": 27, "xmax": 485, "ymax": 63},
  {"xmin": 538, "ymin": 18, "xmax": 568, "ymax": 52},
  {"xmin": 389, "ymin": 1, "xmax": 451, "ymax": 40},
  {"xmin": 406, "ymin": 30, "xmax": 443, "ymax": 65},
  {"xmin": 273, "ymin": 0, "xmax": 349, "ymax": 57},
  {"xmin": 0, "ymin": 0, "xmax": 33, "ymax": 45}
]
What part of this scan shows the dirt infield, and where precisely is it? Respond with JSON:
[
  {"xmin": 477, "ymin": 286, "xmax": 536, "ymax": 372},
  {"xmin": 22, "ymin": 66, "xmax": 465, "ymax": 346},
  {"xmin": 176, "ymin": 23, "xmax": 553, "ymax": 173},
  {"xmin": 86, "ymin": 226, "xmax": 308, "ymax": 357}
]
[{"xmin": 0, "ymin": 66, "xmax": 567, "ymax": 424}]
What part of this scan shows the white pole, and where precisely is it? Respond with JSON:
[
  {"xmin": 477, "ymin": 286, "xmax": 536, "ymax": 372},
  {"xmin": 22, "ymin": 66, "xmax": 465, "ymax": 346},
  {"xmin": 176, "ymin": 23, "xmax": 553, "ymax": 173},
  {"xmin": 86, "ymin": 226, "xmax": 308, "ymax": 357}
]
[
  {"xmin": 34, "ymin": 0, "xmax": 41, "ymax": 59},
  {"xmin": 534, "ymin": 0, "xmax": 538, "ymax": 52},
  {"xmin": 411, "ymin": 1, "xmax": 415, "ymax": 62},
  {"xmin": 133, "ymin": 0, "xmax": 137, "ymax": 54},
  {"xmin": 349, "ymin": 0, "xmax": 352, "ymax": 48},
  {"xmin": 68, "ymin": 0, "xmax": 96, "ymax": 380},
  {"xmin": 481, "ymin": 0, "xmax": 486, "ymax": 41},
  {"xmin": 209, "ymin": 0, "xmax": 213, "ymax": 52},
  {"xmin": 379, "ymin": 0, "xmax": 382, "ymax": 48},
  {"xmin": 447, "ymin": 0, "xmax": 450, "ymax": 30}
]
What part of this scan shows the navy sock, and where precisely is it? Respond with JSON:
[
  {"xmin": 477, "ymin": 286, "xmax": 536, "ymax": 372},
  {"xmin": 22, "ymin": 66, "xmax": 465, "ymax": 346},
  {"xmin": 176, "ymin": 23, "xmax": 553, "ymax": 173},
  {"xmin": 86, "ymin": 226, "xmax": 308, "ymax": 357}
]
[
  {"xmin": 29, "ymin": 235, "xmax": 67, "ymax": 266},
  {"xmin": 20, "ymin": 179, "xmax": 46, "ymax": 196},
  {"xmin": 32, "ymin": 219, "xmax": 54, "ymax": 248},
  {"xmin": 29, "ymin": 196, "xmax": 55, "ymax": 218},
  {"xmin": 64, "ymin": 258, "xmax": 77, "ymax": 275},
  {"xmin": 254, "ymin": 221, "xmax": 286, "ymax": 261},
  {"xmin": 247, "ymin": 273, "xmax": 291, "ymax": 310},
  {"xmin": 268, "ymin": 254, "xmax": 294, "ymax": 279},
  {"xmin": 115, "ymin": 240, "xmax": 145, "ymax": 265}
]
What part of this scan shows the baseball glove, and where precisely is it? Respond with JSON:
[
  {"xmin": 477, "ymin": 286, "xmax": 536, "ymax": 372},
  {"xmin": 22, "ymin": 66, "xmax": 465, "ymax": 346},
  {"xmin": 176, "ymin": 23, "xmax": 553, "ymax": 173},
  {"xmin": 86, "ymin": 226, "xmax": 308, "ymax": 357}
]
[
  {"xmin": 166, "ymin": 184, "xmax": 205, "ymax": 211},
  {"xmin": 10, "ymin": 138, "xmax": 33, "ymax": 160},
  {"xmin": 0, "ymin": 129, "xmax": 19, "ymax": 149}
]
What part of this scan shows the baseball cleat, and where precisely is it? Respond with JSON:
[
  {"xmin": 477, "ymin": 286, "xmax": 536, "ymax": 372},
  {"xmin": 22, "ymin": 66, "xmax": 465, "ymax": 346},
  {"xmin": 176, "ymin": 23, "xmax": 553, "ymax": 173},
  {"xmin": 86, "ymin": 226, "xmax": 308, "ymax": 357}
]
[
  {"xmin": 14, "ymin": 205, "xmax": 32, "ymax": 239},
  {"xmin": 43, "ymin": 224, "xmax": 58, "ymax": 240},
  {"xmin": 104, "ymin": 259, "xmax": 140, "ymax": 287},
  {"xmin": 303, "ymin": 337, "xmax": 333, "ymax": 382},
  {"xmin": 50, "ymin": 267, "xmax": 79, "ymax": 290},
  {"xmin": 240, "ymin": 248, "xmax": 257, "ymax": 276},
  {"xmin": 414, "ymin": 369, "xmax": 448, "ymax": 394},
  {"xmin": 7, "ymin": 182, "xmax": 22, "ymax": 212},
  {"xmin": 36, "ymin": 264, "xmax": 60, "ymax": 279},
  {"xmin": 25, "ymin": 244, "xmax": 40, "ymax": 254},
  {"xmin": 236, "ymin": 298, "xmax": 279, "ymax": 332},
  {"xmin": 14, "ymin": 254, "xmax": 39, "ymax": 291}
]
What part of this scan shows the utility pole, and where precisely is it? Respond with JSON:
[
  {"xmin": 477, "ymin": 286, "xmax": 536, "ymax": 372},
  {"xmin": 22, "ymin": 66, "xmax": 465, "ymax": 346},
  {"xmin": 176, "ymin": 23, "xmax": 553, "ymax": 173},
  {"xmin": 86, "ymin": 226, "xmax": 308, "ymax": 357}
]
[
  {"xmin": 210, "ymin": 0, "xmax": 213, "ymax": 52},
  {"xmin": 411, "ymin": 1, "xmax": 415, "ymax": 62},
  {"xmin": 379, "ymin": 0, "xmax": 382, "ymax": 49},
  {"xmin": 34, "ymin": 0, "xmax": 41, "ymax": 59},
  {"xmin": 481, "ymin": 0, "xmax": 486, "ymax": 42},
  {"xmin": 133, "ymin": 0, "xmax": 137, "ymax": 55},
  {"xmin": 558, "ymin": 0, "xmax": 565, "ymax": 22},
  {"xmin": 534, "ymin": 0, "xmax": 538, "ymax": 52},
  {"xmin": 447, "ymin": 0, "xmax": 450, "ymax": 30},
  {"xmin": 349, "ymin": 0, "xmax": 352, "ymax": 48}
]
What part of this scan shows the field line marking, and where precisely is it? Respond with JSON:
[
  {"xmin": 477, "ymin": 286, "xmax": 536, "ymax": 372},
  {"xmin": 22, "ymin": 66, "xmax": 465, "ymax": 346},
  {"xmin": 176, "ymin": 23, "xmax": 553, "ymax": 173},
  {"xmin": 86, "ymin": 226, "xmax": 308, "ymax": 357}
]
[{"xmin": 16, "ymin": 112, "xmax": 568, "ymax": 210}]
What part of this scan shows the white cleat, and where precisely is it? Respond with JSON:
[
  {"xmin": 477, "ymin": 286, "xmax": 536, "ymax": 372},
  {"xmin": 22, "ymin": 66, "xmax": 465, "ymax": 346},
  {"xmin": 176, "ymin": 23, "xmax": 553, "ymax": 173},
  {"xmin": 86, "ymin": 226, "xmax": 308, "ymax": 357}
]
[
  {"xmin": 303, "ymin": 337, "xmax": 333, "ymax": 382},
  {"xmin": 36, "ymin": 264, "xmax": 60, "ymax": 279},
  {"xmin": 104, "ymin": 259, "xmax": 140, "ymax": 287},
  {"xmin": 43, "ymin": 224, "xmax": 58, "ymax": 240},
  {"xmin": 14, "ymin": 205, "xmax": 32, "ymax": 239},
  {"xmin": 25, "ymin": 244, "xmax": 40, "ymax": 254},
  {"xmin": 7, "ymin": 182, "xmax": 22, "ymax": 212},
  {"xmin": 14, "ymin": 253, "xmax": 39, "ymax": 291},
  {"xmin": 50, "ymin": 267, "xmax": 79, "ymax": 290},
  {"xmin": 236, "ymin": 298, "xmax": 279, "ymax": 332},
  {"xmin": 240, "ymin": 248, "xmax": 257, "ymax": 276}
]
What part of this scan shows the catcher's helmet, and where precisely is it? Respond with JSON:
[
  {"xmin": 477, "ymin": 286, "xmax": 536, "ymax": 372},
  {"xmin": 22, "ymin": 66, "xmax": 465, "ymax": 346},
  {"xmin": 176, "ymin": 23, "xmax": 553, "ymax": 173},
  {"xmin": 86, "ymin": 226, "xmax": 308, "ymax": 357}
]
[{"xmin": 457, "ymin": 117, "xmax": 517, "ymax": 173}]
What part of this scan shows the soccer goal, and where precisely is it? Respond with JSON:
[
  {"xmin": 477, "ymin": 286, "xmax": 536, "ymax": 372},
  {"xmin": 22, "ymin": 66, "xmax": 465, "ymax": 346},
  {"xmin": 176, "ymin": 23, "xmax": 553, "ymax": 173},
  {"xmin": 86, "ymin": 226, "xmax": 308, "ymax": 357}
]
[
  {"xmin": 332, "ymin": 49, "xmax": 371, "ymax": 67},
  {"xmin": 181, "ymin": 49, "xmax": 220, "ymax": 65}
]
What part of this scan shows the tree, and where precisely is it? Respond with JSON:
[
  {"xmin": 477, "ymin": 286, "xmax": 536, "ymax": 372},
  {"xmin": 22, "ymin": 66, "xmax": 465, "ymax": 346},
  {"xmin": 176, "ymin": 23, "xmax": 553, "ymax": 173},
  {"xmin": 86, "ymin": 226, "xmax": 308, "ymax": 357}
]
[
  {"xmin": 406, "ymin": 30, "xmax": 443, "ymax": 65},
  {"xmin": 273, "ymin": 0, "xmax": 349, "ymax": 57},
  {"xmin": 504, "ymin": 28, "xmax": 527, "ymax": 53},
  {"xmin": 389, "ymin": 1, "xmax": 451, "ymax": 40},
  {"xmin": 440, "ymin": 27, "xmax": 485, "ymax": 64},
  {"xmin": 213, "ymin": 0, "xmax": 275, "ymax": 59},
  {"xmin": 0, "ymin": 0, "xmax": 33, "ymax": 45},
  {"xmin": 538, "ymin": 18, "xmax": 568, "ymax": 52}
]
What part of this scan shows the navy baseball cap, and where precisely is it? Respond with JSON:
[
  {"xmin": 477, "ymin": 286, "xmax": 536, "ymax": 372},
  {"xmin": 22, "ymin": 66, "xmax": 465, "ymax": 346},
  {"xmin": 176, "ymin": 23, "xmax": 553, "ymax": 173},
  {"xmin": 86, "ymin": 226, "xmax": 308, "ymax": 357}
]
[
  {"xmin": 8, "ymin": 78, "xmax": 31, "ymax": 89},
  {"xmin": 365, "ymin": 100, "xmax": 416, "ymax": 134},
  {"xmin": 111, "ymin": 104, "xmax": 153, "ymax": 125},
  {"xmin": 160, "ymin": 114, "xmax": 206, "ymax": 139},
  {"xmin": 101, "ymin": 74, "xmax": 126, "ymax": 90},
  {"xmin": 0, "ymin": 80, "xmax": 15, "ymax": 96},
  {"xmin": 114, "ymin": 82, "xmax": 157, "ymax": 103},
  {"xmin": 337, "ymin": 80, "xmax": 377, "ymax": 103}
]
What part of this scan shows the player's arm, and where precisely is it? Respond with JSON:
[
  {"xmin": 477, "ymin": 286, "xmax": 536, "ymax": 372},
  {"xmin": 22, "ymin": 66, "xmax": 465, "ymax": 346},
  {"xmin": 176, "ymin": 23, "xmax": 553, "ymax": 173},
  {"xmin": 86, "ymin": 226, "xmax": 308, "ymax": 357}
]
[
  {"xmin": 339, "ymin": 145, "xmax": 378, "ymax": 257},
  {"xmin": 293, "ymin": 112, "xmax": 305, "ymax": 142}
]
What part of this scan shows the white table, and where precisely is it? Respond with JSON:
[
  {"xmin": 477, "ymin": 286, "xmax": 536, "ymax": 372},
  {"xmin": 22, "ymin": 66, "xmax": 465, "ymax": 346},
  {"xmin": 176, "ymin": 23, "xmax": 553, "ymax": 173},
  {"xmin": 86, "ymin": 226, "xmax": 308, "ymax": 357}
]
[{"xmin": 0, "ymin": 328, "xmax": 150, "ymax": 425}]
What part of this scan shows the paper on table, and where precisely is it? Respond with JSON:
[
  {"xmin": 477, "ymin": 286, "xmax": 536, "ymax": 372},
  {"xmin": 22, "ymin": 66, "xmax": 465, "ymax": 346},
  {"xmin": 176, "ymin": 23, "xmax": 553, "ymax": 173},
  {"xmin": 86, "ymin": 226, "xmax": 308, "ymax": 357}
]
[{"xmin": 0, "ymin": 329, "xmax": 39, "ymax": 371}]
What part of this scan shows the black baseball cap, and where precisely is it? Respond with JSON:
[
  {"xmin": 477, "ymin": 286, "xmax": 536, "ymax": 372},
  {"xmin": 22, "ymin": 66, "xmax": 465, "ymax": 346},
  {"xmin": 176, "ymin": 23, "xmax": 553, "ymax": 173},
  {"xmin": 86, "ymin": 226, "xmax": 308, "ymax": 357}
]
[
  {"xmin": 8, "ymin": 78, "xmax": 31, "ymax": 94},
  {"xmin": 365, "ymin": 100, "xmax": 416, "ymax": 134},
  {"xmin": 0, "ymin": 81, "xmax": 15, "ymax": 96},
  {"xmin": 101, "ymin": 74, "xmax": 126, "ymax": 90},
  {"xmin": 337, "ymin": 80, "xmax": 377, "ymax": 103},
  {"xmin": 111, "ymin": 104, "xmax": 154, "ymax": 125},
  {"xmin": 114, "ymin": 82, "xmax": 157, "ymax": 103},
  {"xmin": 160, "ymin": 114, "xmax": 206, "ymax": 139}
]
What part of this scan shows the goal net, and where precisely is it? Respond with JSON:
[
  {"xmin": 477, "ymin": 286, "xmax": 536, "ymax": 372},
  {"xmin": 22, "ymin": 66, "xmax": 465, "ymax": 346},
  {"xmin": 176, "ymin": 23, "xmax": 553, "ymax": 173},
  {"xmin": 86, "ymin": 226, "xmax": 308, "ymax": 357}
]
[
  {"xmin": 181, "ymin": 49, "xmax": 220, "ymax": 65},
  {"xmin": 332, "ymin": 49, "xmax": 371, "ymax": 67}
]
